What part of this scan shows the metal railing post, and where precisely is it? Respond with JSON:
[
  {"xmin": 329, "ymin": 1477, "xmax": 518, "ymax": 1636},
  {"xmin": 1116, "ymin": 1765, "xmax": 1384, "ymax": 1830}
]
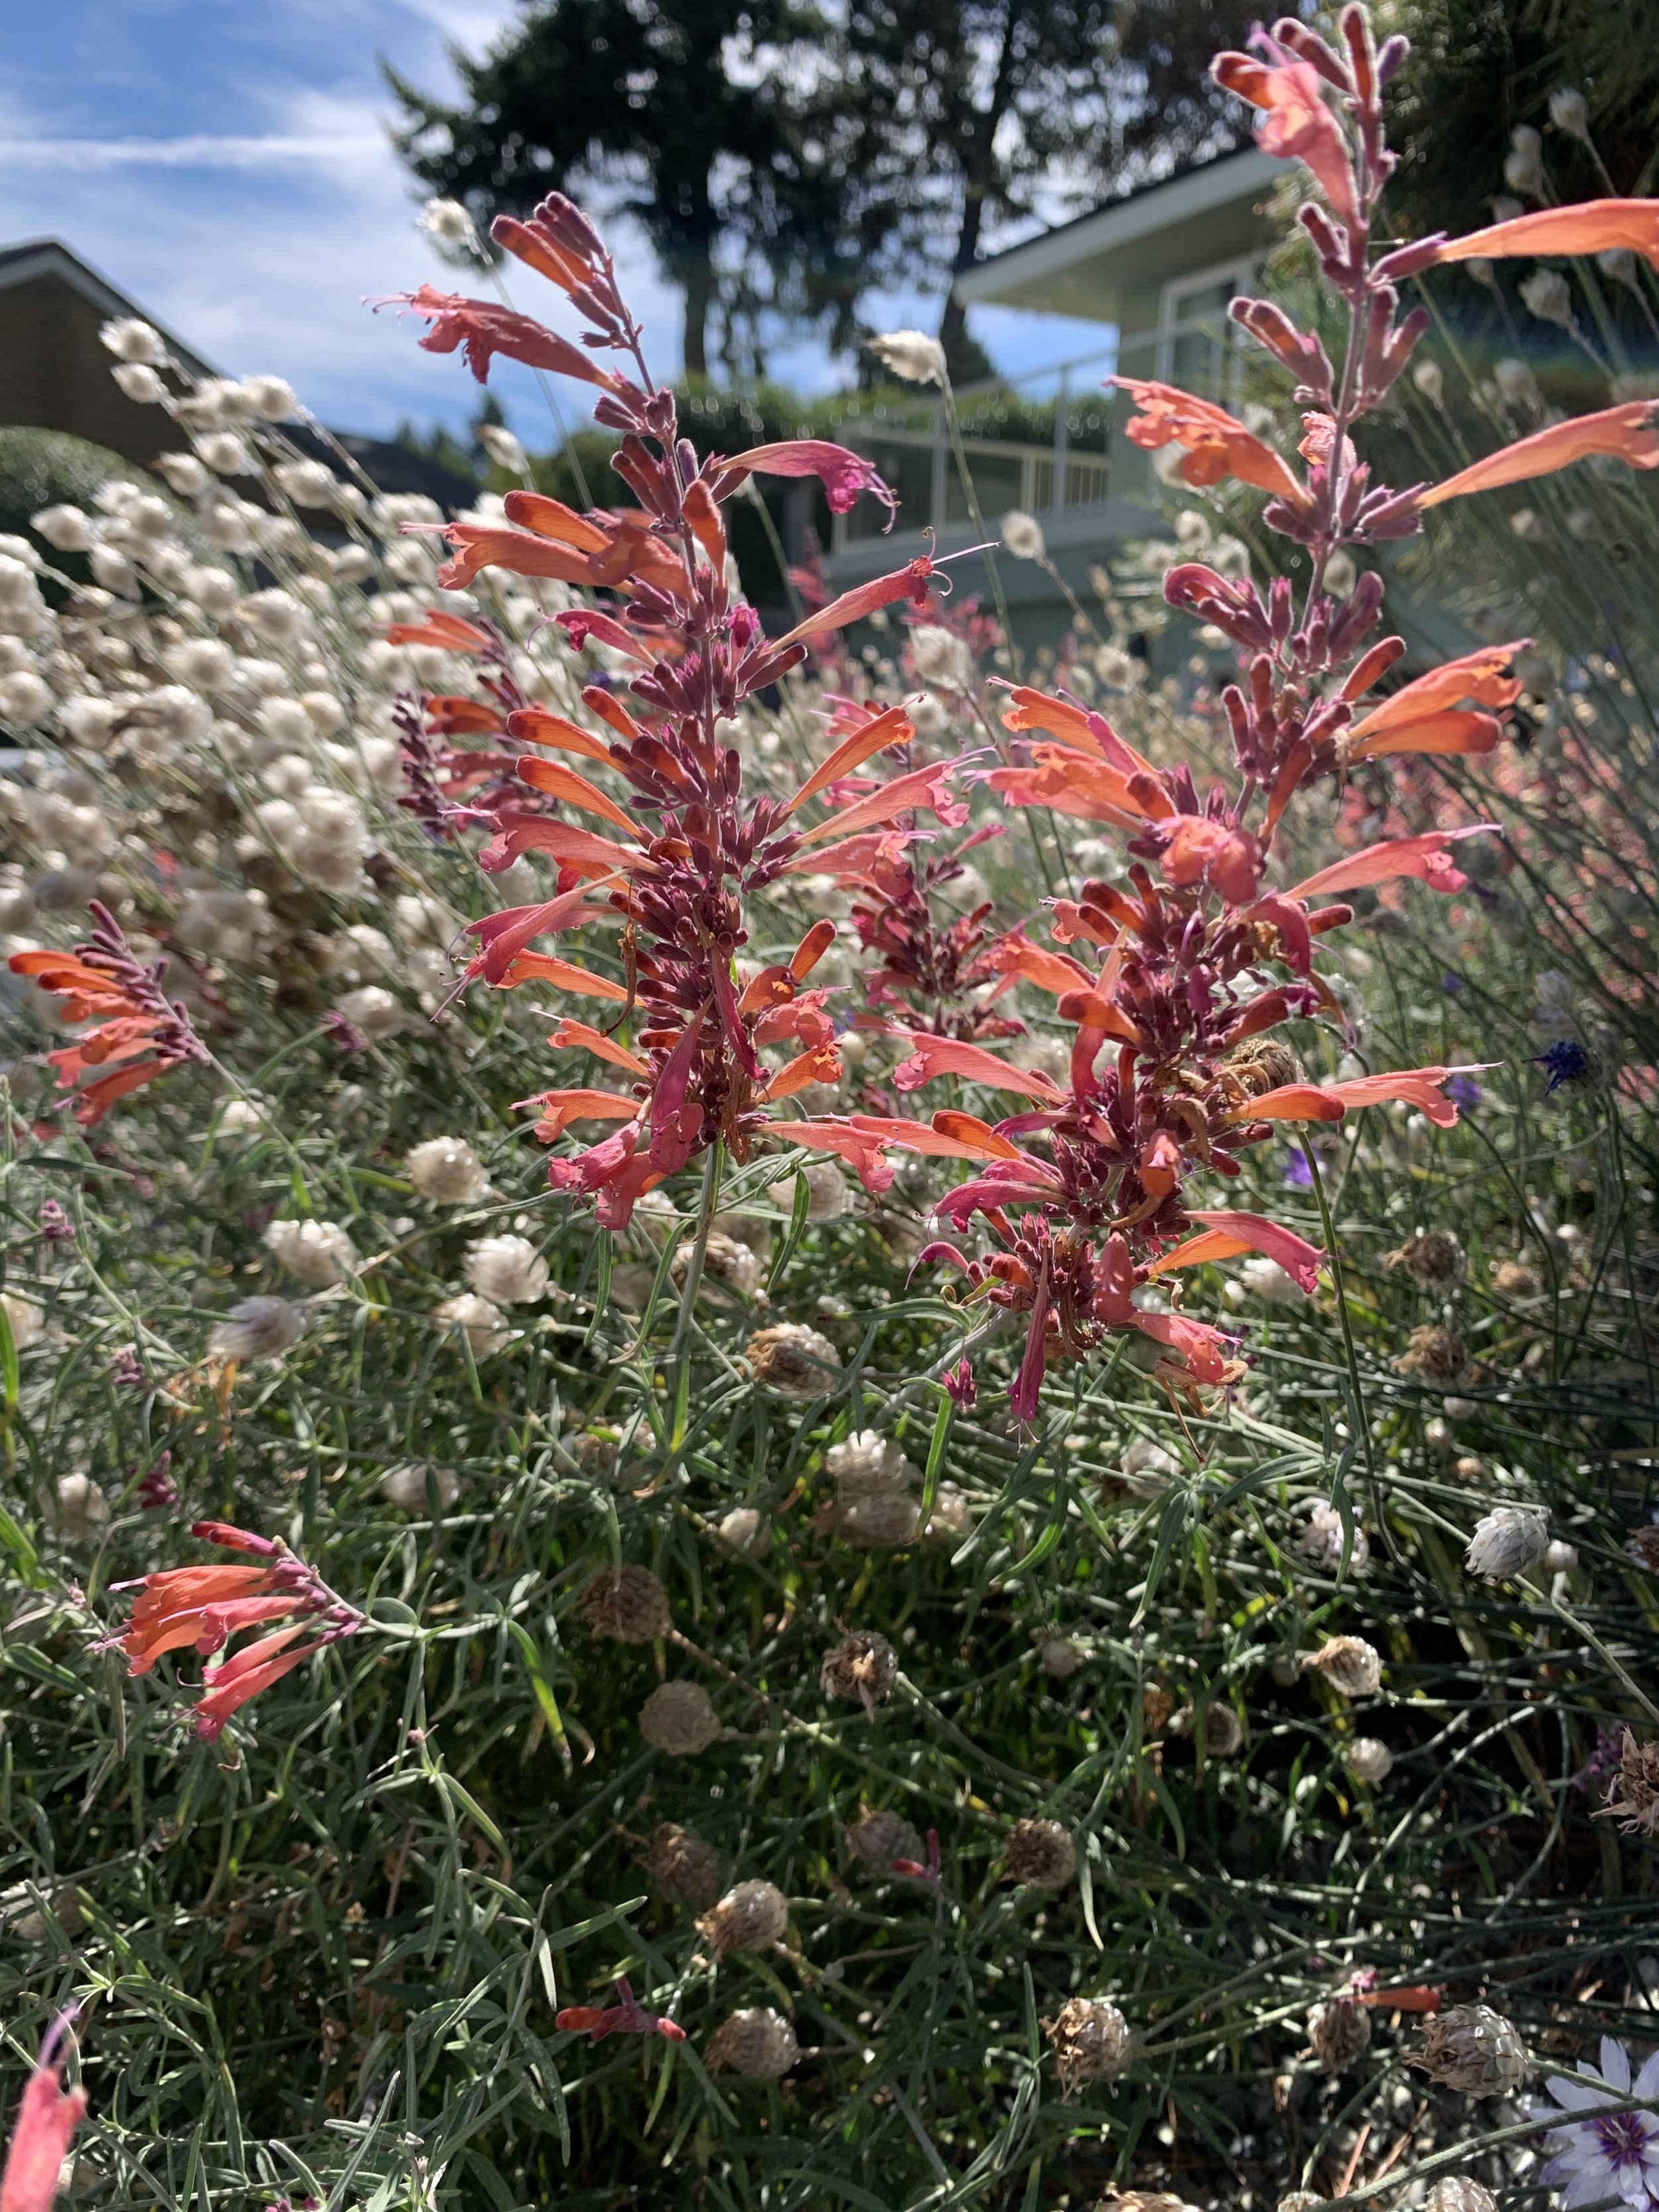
[{"xmin": 1052, "ymin": 366, "xmax": 1070, "ymax": 512}]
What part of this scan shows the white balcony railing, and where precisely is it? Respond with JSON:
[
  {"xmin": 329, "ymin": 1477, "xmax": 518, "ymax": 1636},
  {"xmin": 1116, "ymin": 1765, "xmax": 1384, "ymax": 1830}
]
[{"xmin": 828, "ymin": 312, "xmax": 1236, "ymax": 552}]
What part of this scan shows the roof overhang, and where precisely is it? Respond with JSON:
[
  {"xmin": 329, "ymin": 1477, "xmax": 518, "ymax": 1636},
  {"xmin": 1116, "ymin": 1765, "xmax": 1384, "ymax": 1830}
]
[
  {"xmin": 0, "ymin": 237, "xmax": 220, "ymax": 380},
  {"xmin": 954, "ymin": 148, "xmax": 1283, "ymax": 324}
]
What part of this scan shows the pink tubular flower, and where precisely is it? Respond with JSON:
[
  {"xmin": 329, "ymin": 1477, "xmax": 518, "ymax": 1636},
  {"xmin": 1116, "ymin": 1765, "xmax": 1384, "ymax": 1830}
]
[
  {"xmin": 555, "ymin": 1977, "xmax": 685, "ymax": 2045},
  {"xmin": 1212, "ymin": 48, "xmax": 1358, "ymax": 228},
  {"xmin": 377, "ymin": 287, "xmax": 626, "ymax": 392},
  {"xmin": 103, "ymin": 1522, "xmax": 362, "ymax": 1740},
  {"xmin": 704, "ymin": 441, "xmax": 897, "ymax": 525},
  {"xmin": 1, "ymin": 2012, "xmax": 86, "ymax": 2212},
  {"xmin": 1110, "ymin": 379, "xmax": 1311, "ymax": 509}
]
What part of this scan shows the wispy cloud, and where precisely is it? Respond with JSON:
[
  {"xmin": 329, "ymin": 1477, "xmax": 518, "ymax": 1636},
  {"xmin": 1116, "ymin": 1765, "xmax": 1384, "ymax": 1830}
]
[{"xmin": 3, "ymin": 134, "xmax": 385, "ymax": 171}]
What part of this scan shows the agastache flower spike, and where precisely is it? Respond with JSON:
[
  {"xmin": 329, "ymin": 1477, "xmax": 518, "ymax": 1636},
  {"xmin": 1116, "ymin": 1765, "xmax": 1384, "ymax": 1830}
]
[
  {"xmin": 0, "ymin": 2009, "xmax": 87, "ymax": 2212},
  {"xmin": 102, "ymin": 1521, "xmax": 363, "ymax": 1741},
  {"xmin": 10, "ymin": 902, "xmax": 210, "ymax": 1125}
]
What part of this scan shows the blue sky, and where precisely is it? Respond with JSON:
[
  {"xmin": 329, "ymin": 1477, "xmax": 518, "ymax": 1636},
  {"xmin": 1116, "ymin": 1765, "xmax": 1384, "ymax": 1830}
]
[{"xmin": 1, "ymin": 0, "xmax": 1114, "ymax": 445}]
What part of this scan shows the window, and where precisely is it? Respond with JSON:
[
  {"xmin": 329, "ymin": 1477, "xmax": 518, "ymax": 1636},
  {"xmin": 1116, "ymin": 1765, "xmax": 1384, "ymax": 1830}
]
[{"xmin": 1155, "ymin": 257, "xmax": 1258, "ymax": 403}]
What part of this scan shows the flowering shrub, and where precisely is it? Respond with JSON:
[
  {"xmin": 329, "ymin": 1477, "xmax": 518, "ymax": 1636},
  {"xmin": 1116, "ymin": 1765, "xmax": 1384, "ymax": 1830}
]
[{"xmin": 0, "ymin": 8, "xmax": 1656, "ymax": 2211}]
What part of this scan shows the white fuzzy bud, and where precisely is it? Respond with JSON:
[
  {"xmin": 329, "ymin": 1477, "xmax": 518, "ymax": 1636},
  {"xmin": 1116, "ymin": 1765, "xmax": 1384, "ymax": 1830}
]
[
  {"xmin": 866, "ymin": 329, "xmax": 948, "ymax": 386},
  {"xmin": 31, "ymin": 503, "xmax": 94, "ymax": 552},
  {"xmin": 379, "ymin": 1463, "xmax": 459, "ymax": 1513},
  {"xmin": 433, "ymin": 1291, "xmax": 510, "ymax": 1357},
  {"xmin": 240, "ymin": 374, "xmax": 297, "ymax": 421},
  {"xmin": 111, "ymin": 363, "xmax": 168, "ymax": 406},
  {"xmin": 420, "ymin": 197, "xmax": 478, "ymax": 246},
  {"xmin": 465, "ymin": 1233, "xmax": 549, "ymax": 1305},
  {"xmin": 51, "ymin": 1473, "xmax": 109, "ymax": 1544},
  {"xmin": 1520, "ymin": 269, "xmax": 1573, "ymax": 327},
  {"xmin": 1548, "ymin": 88, "xmax": 1590, "ymax": 141},
  {"xmin": 406, "ymin": 1136, "xmax": 490, "ymax": 1205},
  {"xmin": 0, "ymin": 672, "xmax": 52, "ymax": 726},
  {"xmin": 1001, "ymin": 509, "xmax": 1045, "ymax": 561},
  {"xmin": 210, "ymin": 1295, "xmax": 303, "ymax": 1363},
  {"xmin": 1, "ymin": 1293, "xmax": 43, "ymax": 1351},
  {"xmin": 100, "ymin": 318, "xmax": 167, "ymax": 364},
  {"xmin": 1346, "ymin": 1736, "xmax": 1394, "ymax": 1783},
  {"xmin": 1465, "ymin": 1504, "xmax": 1550, "ymax": 1582},
  {"xmin": 263, "ymin": 1217, "xmax": 356, "ymax": 1288},
  {"xmin": 478, "ymin": 424, "xmax": 528, "ymax": 471}
]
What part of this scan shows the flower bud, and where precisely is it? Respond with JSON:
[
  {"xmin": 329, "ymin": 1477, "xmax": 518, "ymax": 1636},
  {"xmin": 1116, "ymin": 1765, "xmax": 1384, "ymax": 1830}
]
[
  {"xmin": 1413, "ymin": 2004, "xmax": 1528, "ymax": 2096},
  {"xmin": 640, "ymin": 1680, "xmax": 721, "ymax": 1755},
  {"xmin": 1548, "ymin": 88, "xmax": 1590, "ymax": 141},
  {"xmin": 465, "ymin": 1232, "xmax": 549, "ymax": 1305},
  {"xmin": 1424, "ymin": 2181, "xmax": 1498, "ymax": 2212},
  {"xmin": 820, "ymin": 1629, "xmax": 898, "ymax": 1713},
  {"xmin": 1465, "ymin": 1505, "xmax": 1549, "ymax": 1583},
  {"xmin": 640, "ymin": 1822, "xmax": 723, "ymax": 1908},
  {"xmin": 1003, "ymin": 1818, "xmax": 1076, "ymax": 1889},
  {"xmin": 866, "ymin": 330, "xmax": 948, "ymax": 386},
  {"xmin": 263, "ymin": 1217, "xmax": 356, "ymax": 1288},
  {"xmin": 1346, "ymin": 1737, "xmax": 1394, "ymax": 1783},
  {"xmin": 1043, "ymin": 1996, "xmax": 1131, "ymax": 2095},
  {"xmin": 697, "ymin": 1879, "xmax": 788, "ymax": 1956},
  {"xmin": 705, "ymin": 2006, "xmax": 798, "ymax": 2078},
  {"xmin": 1307, "ymin": 1993, "xmax": 1371, "ymax": 2073},
  {"xmin": 1304, "ymin": 1636, "xmax": 1382, "ymax": 1698},
  {"xmin": 433, "ymin": 1291, "xmax": 510, "ymax": 1356},
  {"xmin": 579, "ymin": 1564, "xmax": 671, "ymax": 1645},
  {"xmin": 745, "ymin": 1321, "xmax": 841, "ymax": 1399},
  {"xmin": 406, "ymin": 1136, "xmax": 490, "ymax": 1205},
  {"xmin": 843, "ymin": 1806, "xmax": 922, "ymax": 1875},
  {"xmin": 209, "ymin": 1295, "xmax": 303, "ymax": 1363}
]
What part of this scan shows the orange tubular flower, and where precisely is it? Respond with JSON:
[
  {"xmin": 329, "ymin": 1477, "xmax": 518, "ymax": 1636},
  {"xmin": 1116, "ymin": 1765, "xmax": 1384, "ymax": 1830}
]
[
  {"xmin": 10, "ymin": 902, "xmax": 209, "ymax": 1126},
  {"xmin": 1431, "ymin": 198, "xmax": 1659, "ymax": 273},
  {"xmin": 102, "ymin": 1522, "xmax": 362, "ymax": 1741},
  {"xmin": 1345, "ymin": 642, "xmax": 1527, "ymax": 761},
  {"xmin": 1212, "ymin": 51, "xmax": 1358, "ymax": 228},
  {"xmin": 1110, "ymin": 378, "xmax": 1311, "ymax": 509},
  {"xmin": 1418, "ymin": 400, "xmax": 1659, "ymax": 509}
]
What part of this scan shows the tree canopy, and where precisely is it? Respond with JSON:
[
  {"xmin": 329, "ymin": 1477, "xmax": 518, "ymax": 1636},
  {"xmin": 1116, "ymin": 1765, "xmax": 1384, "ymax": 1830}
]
[{"xmin": 386, "ymin": 0, "xmax": 1258, "ymax": 382}]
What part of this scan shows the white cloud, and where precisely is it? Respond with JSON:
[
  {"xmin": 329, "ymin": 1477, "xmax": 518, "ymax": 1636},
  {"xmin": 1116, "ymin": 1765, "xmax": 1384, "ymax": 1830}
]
[{"xmin": 1, "ymin": 135, "xmax": 385, "ymax": 171}]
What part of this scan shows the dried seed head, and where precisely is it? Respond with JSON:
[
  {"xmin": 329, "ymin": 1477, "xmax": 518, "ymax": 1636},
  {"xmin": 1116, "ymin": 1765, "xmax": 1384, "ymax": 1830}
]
[
  {"xmin": 698, "ymin": 1879, "xmax": 788, "ymax": 1956},
  {"xmin": 826, "ymin": 1428, "xmax": 917, "ymax": 1499},
  {"xmin": 1490, "ymin": 1259, "xmax": 1541, "ymax": 1301},
  {"xmin": 1143, "ymin": 1684, "xmax": 1175, "ymax": 1735},
  {"xmin": 705, "ymin": 2006, "xmax": 798, "ymax": 2079},
  {"xmin": 1594, "ymin": 1729, "xmax": 1659, "ymax": 1836},
  {"xmin": 1304, "ymin": 1637, "xmax": 1382, "ymax": 1699},
  {"xmin": 1465, "ymin": 1505, "xmax": 1550, "ymax": 1583},
  {"xmin": 822, "ymin": 1490, "xmax": 923, "ymax": 1548},
  {"xmin": 406, "ymin": 1136, "xmax": 490, "ymax": 1205},
  {"xmin": 640, "ymin": 1822, "xmax": 722, "ymax": 1909},
  {"xmin": 579, "ymin": 1564, "xmax": 671, "ymax": 1645},
  {"xmin": 1278, "ymin": 2196, "xmax": 1325, "ymax": 2212},
  {"xmin": 1043, "ymin": 1995, "xmax": 1131, "ymax": 2095},
  {"xmin": 639, "ymin": 1680, "xmax": 721, "ymax": 1756},
  {"xmin": 1423, "ymin": 2180, "xmax": 1498, "ymax": 2212},
  {"xmin": 1394, "ymin": 1325, "xmax": 1469, "ymax": 1384},
  {"xmin": 1626, "ymin": 1525, "xmax": 1659, "ymax": 1573},
  {"xmin": 1221, "ymin": 1036, "xmax": 1299, "ymax": 1102},
  {"xmin": 672, "ymin": 1230, "xmax": 764, "ymax": 1299},
  {"xmin": 821, "ymin": 1630, "xmax": 899, "ymax": 1714},
  {"xmin": 1386, "ymin": 1230, "xmax": 1467, "ymax": 1288},
  {"xmin": 209, "ymin": 1295, "xmax": 304, "ymax": 1364},
  {"xmin": 1346, "ymin": 1736, "xmax": 1394, "ymax": 1784},
  {"xmin": 843, "ymin": 1806, "xmax": 923, "ymax": 1874},
  {"xmin": 1299, "ymin": 1498, "xmax": 1370, "ymax": 1574},
  {"xmin": 1004, "ymin": 1818, "xmax": 1076, "ymax": 1889},
  {"xmin": 1038, "ymin": 1636, "xmax": 1084, "ymax": 1679},
  {"xmin": 745, "ymin": 1321, "xmax": 841, "ymax": 1399},
  {"xmin": 1307, "ymin": 1994, "xmax": 1372, "ymax": 2073},
  {"xmin": 1412, "ymin": 2004, "xmax": 1528, "ymax": 2097}
]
